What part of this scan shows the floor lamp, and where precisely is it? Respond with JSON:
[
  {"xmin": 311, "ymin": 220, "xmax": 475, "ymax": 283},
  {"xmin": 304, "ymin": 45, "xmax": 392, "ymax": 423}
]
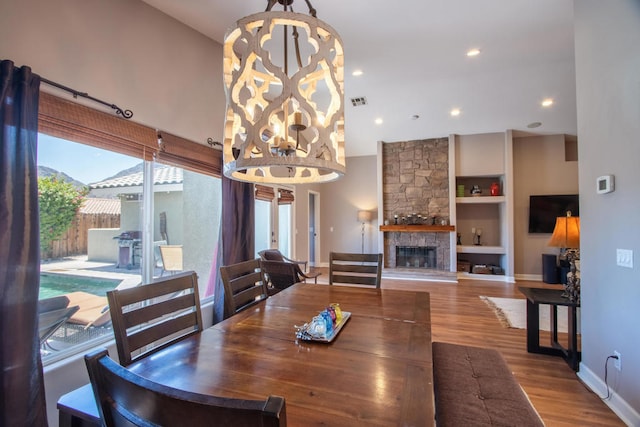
[{"xmin": 357, "ymin": 210, "xmax": 372, "ymax": 254}]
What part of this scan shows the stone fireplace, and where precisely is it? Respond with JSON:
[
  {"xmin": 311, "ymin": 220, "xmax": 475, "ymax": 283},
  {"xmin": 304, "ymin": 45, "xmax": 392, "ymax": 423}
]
[{"xmin": 381, "ymin": 138, "xmax": 452, "ymax": 272}]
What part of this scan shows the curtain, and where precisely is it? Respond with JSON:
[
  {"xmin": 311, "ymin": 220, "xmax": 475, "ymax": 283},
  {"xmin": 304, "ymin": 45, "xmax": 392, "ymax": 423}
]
[
  {"xmin": 0, "ymin": 60, "xmax": 47, "ymax": 426},
  {"xmin": 212, "ymin": 173, "xmax": 255, "ymax": 323}
]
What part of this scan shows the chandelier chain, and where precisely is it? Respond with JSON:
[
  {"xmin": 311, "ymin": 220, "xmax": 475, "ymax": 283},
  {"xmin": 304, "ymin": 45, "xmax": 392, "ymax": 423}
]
[{"xmin": 265, "ymin": 0, "xmax": 317, "ymax": 17}]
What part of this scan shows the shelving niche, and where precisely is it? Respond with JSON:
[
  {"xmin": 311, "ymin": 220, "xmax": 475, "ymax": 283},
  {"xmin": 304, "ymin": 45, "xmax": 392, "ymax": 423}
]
[{"xmin": 451, "ymin": 132, "xmax": 514, "ymax": 281}]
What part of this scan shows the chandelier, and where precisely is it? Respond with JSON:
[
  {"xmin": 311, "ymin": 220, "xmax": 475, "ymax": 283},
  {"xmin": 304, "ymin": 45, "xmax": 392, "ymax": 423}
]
[{"xmin": 223, "ymin": 0, "xmax": 345, "ymax": 184}]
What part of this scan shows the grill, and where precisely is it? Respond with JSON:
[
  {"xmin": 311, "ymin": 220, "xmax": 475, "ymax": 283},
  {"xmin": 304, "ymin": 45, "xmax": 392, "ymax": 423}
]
[{"xmin": 114, "ymin": 231, "xmax": 142, "ymax": 269}]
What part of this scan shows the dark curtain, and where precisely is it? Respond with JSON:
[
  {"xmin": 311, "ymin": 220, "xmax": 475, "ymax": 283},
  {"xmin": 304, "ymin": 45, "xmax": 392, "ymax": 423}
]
[
  {"xmin": 0, "ymin": 60, "xmax": 47, "ymax": 426},
  {"xmin": 212, "ymin": 174, "xmax": 255, "ymax": 323}
]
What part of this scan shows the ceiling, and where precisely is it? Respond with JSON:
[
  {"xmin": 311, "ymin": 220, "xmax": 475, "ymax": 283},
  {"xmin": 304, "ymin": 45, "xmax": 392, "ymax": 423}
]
[{"xmin": 141, "ymin": 0, "xmax": 576, "ymax": 157}]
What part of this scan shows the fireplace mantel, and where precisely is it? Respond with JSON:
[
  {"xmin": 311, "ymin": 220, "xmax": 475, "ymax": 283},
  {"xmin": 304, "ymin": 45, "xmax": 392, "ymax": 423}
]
[{"xmin": 379, "ymin": 225, "xmax": 455, "ymax": 233}]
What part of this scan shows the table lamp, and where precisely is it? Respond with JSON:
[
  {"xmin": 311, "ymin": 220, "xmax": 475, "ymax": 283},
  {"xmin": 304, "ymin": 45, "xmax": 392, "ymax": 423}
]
[
  {"xmin": 548, "ymin": 211, "xmax": 580, "ymax": 302},
  {"xmin": 357, "ymin": 210, "xmax": 372, "ymax": 254}
]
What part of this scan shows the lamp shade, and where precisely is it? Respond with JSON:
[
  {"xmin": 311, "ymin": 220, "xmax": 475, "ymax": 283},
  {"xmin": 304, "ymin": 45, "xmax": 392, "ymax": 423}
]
[
  {"xmin": 357, "ymin": 210, "xmax": 372, "ymax": 223},
  {"xmin": 548, "ymin": 214, "xmax": 580, "ymax": 248}
]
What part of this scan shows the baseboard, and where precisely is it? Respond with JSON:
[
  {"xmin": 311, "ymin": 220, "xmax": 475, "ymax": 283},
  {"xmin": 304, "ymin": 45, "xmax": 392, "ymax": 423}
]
[
  {"xmin": 515, "ymin": 274, "xmax": 542, "ymax": 282},
  {"xmin": 457, "ymin": 272, "xmax": 515, "ymax": 283},
  {"xmin": 577, "ymin": 363, "xmax": 639, "ymax": 426}
]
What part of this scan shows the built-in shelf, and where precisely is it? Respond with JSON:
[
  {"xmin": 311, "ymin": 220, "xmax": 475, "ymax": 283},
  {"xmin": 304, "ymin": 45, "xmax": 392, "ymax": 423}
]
[
  {"xmin": 380, "ymin": 225, "xmax": 455, "ymax": 233},
  {"xmin": 456, "ymin": 245, "xmax": 506, "ymax": 254},
  {"xmin": 456, "ymin": 196, "xmax": 505, "ymax": 204}
]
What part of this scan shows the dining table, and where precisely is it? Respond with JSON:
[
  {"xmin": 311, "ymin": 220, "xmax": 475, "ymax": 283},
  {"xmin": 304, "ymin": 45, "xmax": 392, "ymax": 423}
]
[{"xmin": 58, "ymin": 283, "xmax": 435, "ymax": 426}]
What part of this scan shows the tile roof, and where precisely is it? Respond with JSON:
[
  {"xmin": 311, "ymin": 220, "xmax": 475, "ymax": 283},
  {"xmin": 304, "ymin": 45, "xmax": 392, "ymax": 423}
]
[
  {"xmin": 90, "ymin": 165, "xmax": 183, "ymax": 189},
  {"xmin": 80, "ymin": 198, "xmax": 121, "ymax": 215}
]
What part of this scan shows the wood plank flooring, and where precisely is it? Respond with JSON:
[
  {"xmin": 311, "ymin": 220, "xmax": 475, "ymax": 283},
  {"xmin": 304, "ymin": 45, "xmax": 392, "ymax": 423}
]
[{"xmin": 312, "ymin": 270, "xmax": 624, "ymax": 426}]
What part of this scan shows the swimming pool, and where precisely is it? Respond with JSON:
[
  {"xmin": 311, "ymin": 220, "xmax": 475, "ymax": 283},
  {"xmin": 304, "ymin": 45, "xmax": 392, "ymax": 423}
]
[{"xmin": 39, "ymin": 273, "xmax": 121, "ymax": 300}]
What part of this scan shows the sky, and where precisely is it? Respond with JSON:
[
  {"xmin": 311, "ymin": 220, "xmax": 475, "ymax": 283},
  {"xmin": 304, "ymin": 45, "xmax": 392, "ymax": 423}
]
[{"xmin": 37, "ymin": 133, "xmax": 141, "ymax": 184}]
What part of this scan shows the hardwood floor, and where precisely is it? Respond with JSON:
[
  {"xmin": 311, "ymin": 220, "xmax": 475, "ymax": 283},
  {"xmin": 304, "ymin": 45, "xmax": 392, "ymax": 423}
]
[{"xmin": 312, "ymin": 270, "xmax": 624, "ymax": 426}]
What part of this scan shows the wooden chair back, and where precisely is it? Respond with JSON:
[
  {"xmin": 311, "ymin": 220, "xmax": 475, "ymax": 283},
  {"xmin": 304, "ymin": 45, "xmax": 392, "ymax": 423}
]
[
  {"xmin": 107, "ymin": 271, "xmax": 203, "ymax": 366},
  {"xmin": 85, "ymin": 348, "xmax": 287, "ymax": 427},
  {"xmin": 219, "ymin": 259, "xmax": 269, "ymax": 318},
  {"xmin": 329, "ymin": 252, "xmax": 383, "ymax": 288}
]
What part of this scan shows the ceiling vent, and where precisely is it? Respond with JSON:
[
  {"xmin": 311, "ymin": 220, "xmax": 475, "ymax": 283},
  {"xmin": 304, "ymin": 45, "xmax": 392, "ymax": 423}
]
[{"xmin": 350, "ymin": 97, "xmax": 367, "ymax": 107}]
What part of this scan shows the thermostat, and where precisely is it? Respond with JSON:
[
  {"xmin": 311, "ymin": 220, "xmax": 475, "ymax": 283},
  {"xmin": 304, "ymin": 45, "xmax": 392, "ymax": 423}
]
[{"xmin": 596, "ymin": 175, "xmax": 614, "ymax": 194}]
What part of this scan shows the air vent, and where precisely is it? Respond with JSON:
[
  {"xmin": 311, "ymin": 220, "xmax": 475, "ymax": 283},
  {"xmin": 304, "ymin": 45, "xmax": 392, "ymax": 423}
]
[{"xmin": 350, "ymin": 97, "xmax": 367, "ymax": 107}]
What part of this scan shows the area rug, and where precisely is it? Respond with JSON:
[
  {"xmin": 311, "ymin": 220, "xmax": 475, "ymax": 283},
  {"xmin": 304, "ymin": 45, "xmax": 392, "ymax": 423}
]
[{"xmin": 480, "ymin": 296, "xmax": 580, "ymax": 333}]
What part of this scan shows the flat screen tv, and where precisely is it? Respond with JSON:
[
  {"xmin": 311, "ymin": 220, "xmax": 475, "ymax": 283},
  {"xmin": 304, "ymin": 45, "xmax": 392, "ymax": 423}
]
[{"xmin": 528, "ymin": 194, "xmax": 579, "ymax": 234}]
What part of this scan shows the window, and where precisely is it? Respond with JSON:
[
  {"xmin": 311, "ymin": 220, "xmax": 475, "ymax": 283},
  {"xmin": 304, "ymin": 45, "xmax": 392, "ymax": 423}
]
[{"xmin": 36, "ymin": 94, "xmax": 222, "ymax": 364}]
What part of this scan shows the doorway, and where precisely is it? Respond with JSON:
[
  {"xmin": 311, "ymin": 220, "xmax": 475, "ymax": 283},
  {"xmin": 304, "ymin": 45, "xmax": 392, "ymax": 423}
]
[
  {"xmin": 308, "ymin": 191, "xmax": 320, "ymax": 267},
  {"xmin": 254, "ymin": 185, "xmax": 294, "ymax": 259}
]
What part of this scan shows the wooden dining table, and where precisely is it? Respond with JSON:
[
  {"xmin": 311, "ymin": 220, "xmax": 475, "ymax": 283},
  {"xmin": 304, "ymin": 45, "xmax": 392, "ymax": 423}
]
[{"xmin": 59, "ymin": 283, "xmax": 435, "ymax": 426}]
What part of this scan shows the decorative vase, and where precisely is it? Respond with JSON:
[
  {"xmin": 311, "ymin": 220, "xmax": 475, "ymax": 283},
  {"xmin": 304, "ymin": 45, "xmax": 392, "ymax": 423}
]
[{"xmin": 490, "ymin": 182, "xmax": 500, "ymax": 196}]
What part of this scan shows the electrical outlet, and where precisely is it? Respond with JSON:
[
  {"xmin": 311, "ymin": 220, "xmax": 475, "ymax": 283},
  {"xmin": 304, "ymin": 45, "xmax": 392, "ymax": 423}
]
[
  {"xmin": 613, "ymin": 351, "xmax": 621, "ymax": 371},
  {"xmin": 616, "ymin": 249, "xmax": 633, "ymax": 268}
]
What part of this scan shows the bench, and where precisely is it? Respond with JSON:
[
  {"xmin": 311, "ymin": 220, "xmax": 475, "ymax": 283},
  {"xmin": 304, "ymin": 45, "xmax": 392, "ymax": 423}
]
[{"xmin": 432, "ymin": 342, "xmax": 545, "ymax": 427}]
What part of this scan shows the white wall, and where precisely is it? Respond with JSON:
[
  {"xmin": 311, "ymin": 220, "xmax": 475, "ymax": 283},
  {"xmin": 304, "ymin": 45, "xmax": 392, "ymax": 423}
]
[
  {"xmin": 0, "ymin": 0, "xmax": 225, "ymax": 424},
  {"xmin": 0, "ymin": 0, "xmax": 225, "ymax": 147},
  {"xmin": 574, "ymin": 1, "xmax": 640, "ymax": 424},
  {"xmin": 319, "ymin": 156, "xmax": 379, "ymax": 262}
]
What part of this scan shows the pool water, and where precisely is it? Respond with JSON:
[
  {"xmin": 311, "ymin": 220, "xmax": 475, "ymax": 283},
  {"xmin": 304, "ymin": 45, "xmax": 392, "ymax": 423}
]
[{"xmin": 39, "ymin": 273, "xmax": 121, "ymax": 300}]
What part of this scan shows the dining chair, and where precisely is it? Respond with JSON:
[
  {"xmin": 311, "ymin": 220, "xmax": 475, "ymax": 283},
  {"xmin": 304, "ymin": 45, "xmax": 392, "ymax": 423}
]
[
  {"xmin": 259, "ymin": 260, "xmax": 302, "ymax": 295},
  {"xmin": 329, "ymin": 252, "xmax": 383, "ymax": 288},
  {"xmin": 258, "ymin": 249, "xmax": 308, "ymax": 272},
  {"xmin": 85, "ymin": 348, "xmax": 287, "ymax": 427},
  {"xmin": 219, "ymin": 258, "xmax": 269, "ymax": 318},
  {"xmin": 107, "ymin": 270, "xmax": 203, "ymax": 366},
  {"xmin": 258, "ymin": 249, "xmax": 320, "ymax": 284}
]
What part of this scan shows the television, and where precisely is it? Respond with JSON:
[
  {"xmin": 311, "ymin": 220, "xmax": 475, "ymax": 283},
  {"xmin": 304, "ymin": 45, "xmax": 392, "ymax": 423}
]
[{"xmin": 528, "ymin": 194, "xmax": 579, "ymax": 233}]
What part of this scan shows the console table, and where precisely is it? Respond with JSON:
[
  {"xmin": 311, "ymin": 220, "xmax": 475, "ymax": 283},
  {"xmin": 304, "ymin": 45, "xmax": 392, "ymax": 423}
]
[{"xmin": 518, "ymin": 287, "xmax": 580, "ymax": 371}]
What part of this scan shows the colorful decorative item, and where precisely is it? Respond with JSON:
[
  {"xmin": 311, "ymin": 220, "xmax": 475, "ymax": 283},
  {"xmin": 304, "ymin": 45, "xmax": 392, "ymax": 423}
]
[
  {"xmin": 295, "ymin": 304, "xmax": 351, "ymax": 342},
  {"xmin": 490, "ymin": 182, "xmax": 500, "ymax": 196}
]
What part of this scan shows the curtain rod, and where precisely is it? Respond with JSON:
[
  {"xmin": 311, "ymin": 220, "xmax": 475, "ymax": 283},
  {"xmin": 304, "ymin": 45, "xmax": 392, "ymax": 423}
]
[{"xmin": 40, "ymin": 77, "xmax": 133, "ymax": 119}]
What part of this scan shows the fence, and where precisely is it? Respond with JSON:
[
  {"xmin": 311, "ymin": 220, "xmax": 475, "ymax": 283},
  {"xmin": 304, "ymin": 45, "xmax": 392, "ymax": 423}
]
[{"xmin": 45, "ymin": 213, "xmax": 120, "ymax": 259}]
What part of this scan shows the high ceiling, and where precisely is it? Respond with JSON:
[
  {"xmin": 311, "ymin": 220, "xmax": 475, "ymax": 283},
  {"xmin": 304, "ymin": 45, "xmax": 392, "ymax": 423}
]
[{"xmin": 141, "ymin": 0, "xmax": 576, "ymax": 157}]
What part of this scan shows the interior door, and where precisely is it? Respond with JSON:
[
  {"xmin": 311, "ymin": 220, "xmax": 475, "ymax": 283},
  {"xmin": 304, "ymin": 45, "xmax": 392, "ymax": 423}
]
[{"xmin": 308, "ymin": 191, "xmax": 320, "ymax": 267}]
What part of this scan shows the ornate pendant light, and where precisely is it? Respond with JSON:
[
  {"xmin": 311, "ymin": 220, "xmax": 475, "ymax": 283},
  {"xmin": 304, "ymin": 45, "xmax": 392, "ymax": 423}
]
[{"xmin": 223, "ymin": 0, "xmax": 345, "ymax": 184}]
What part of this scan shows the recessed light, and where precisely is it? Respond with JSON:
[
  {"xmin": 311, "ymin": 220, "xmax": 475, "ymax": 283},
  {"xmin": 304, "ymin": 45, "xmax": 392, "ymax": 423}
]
[
  {"xmin": 450, "ymin": 108, "xmax": 461, "ymax": 117},
  {"xmin": 466, "ymin": 48, "xmax": 481, "ymax": 57},
  {"xmin": 541, "ymin": 98, "xmax": 554, "ymax": 107},
  {"xmin": 527, "ymin": 122, "xmax": 542, "ymax": 129},
  {"xmin": 352, "ymin": 70, "xmax": 364, "ymax": 77},
  {"xmin": 375, "ymin": 118, "xmax": 383, "ymax": 125}
]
